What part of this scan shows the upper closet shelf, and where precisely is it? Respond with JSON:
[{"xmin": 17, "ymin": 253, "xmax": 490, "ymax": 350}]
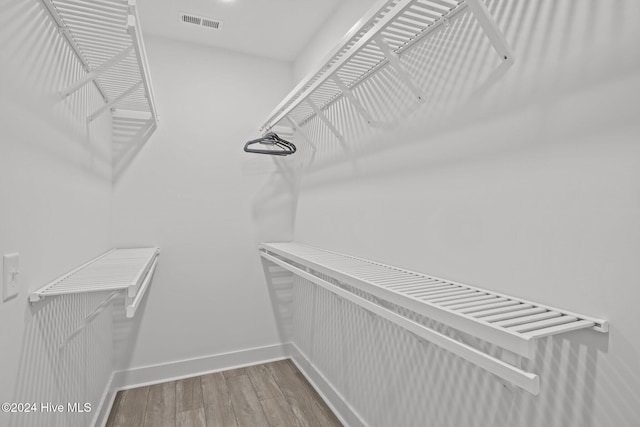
[
  {"xmin": 30, "ymin": 247, "xmax": 159, "ymax": 318},
  {"xmin": 41, "ymin": 0, "xmax": 158, "ymax": 140},
  {"xmin": 262, "ymin": 243, "xmax": 607, "ymax": 357},
  {"xmin": 259, "ymin": 0, "xmax": 512, "ymax": 135}
]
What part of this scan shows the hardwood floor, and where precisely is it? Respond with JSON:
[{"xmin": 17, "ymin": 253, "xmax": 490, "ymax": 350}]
[{"xmin": 106, "ymin": 360, "xmax": 343, "ymax": 427}]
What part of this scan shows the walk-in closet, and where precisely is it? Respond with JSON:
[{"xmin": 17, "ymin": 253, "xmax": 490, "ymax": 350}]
[{"xmin": 1, "ymin": 0, "xmax": 639, "ymax": 426}]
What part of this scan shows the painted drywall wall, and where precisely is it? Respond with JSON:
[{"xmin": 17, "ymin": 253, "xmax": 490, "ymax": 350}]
[
  {"xmin": 293, "ymin": 0, "xmax": 381, "ymax": 84},
  {"xmin": 110, "ymin": 36, "xmax": 295, "ymax": 372},
  {"xmin": 0, "ymin": 1, "xmax": 114, "ymax": 426},
  {"xmin": 291, "ymin": 0, "xmax": 640, "ymax": 426}
]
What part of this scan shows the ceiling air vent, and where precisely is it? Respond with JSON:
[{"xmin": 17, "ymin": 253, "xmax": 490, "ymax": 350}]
[
  {"xmin": 202, "ymin": 19, "xmax": 221, "ymax": 29},
  {"xmin": 180, "ymin": 12, "xmax": 223, "ymax": 30}
]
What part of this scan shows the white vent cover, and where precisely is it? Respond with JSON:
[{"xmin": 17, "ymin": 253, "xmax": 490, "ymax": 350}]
[{"xmin": 180, "ymin": 12, "xmax": 222, "ymax": 30}]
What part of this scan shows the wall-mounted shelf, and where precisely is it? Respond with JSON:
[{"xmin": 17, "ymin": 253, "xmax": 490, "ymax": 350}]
[
  {"xmin": 259, "ymin": 242, "xmax": 608, "ymax": 395},
  {"xmin": 259, "ymin": 0, "xmax": 513, "ymax": 150},
  {"xmin": 41, "ymin": 0, "xmax": 158, "ymax": 146},
  {"xmin": 30, "ymin": 247, "xmax": 159, "ymax": 318}
]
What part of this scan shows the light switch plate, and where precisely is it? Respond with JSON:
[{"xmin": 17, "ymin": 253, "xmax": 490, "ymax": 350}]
[{"xmin": 3, "ymin": 253, "xmax": 20, "ymax": 301}]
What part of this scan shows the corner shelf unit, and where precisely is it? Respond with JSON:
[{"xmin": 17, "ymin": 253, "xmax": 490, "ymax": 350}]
[
  {"xmin": 259, "ymin": 242, "xmax": 608, "ymax": 395},
  {"xmin": 30, "ymin": 247, "xmax": 159, "ymax": 318},
  {"xmin": 41, "ymin": 0, "xmax": 158, "ymax": 145},
  {"xmin": 259, "ymin": 0, "xmax": 512, "ymax": 143}
]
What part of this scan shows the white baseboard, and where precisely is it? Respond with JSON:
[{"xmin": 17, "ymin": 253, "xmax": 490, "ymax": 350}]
[
  {"xmin": 92, "ymin": 371, "xmax": 117, "ymax": 427},
  {"xmin": 112, "ymin": 343, "xmax": 289, "ymax": 390},
  {"xmin": 93, "ymin": 342, "xmax": 365, "ymax": 427},
  {"xmin": 93, "ymin": 343, "xmax": 288, "ymax": 427},
  {"xmin": 289, "ymin": 343, "xmax": 368, "ymax": 427}
]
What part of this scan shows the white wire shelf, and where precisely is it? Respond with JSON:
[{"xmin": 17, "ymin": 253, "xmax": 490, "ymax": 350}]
[
  {"xmin": 259, "ymin": 242, "xmax": 608, "ymax": 395},
  {"xmin": 259, "ymin": 0, "xmax": 512, "ymax": 137},
  {"xmin": 41, "ymin": 0, "xmax": 158, "ymax": 143},
  {"xmin": 30, "ymin": 247, "xmax": 159, "ymax": 318}
]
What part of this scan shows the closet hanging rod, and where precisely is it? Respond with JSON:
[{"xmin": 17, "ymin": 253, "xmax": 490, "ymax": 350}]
[
  {"xmin": 260, "ymin": 251, "xmax": 540, "ymax": 395},
  {"xmin": 127, "ymin": 256, "xmax": 158, "ymax": 318}
]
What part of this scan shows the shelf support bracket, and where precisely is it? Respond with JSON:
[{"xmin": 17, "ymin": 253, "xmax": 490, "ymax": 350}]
[
  {"xmin": 331, "ymin": 75, "xmax": 379, "ymax": 127},
  {"xmin": 88, "ymin": 81, "xmax": 143, "ymax": 122},
  {"xmin": 61, "ymin": 46, "xmax": 134, "ymax": 99},
  {"xmin": 29, "ymin": 293, "xmax": 44, "ymax": 303},
  {"xmin": 39, "ymin": 0, "xmax": 109, "ymax": 102},
  {"xmin": 59, "ymin": 290, "xmax": 121, "ymax": 349},
  {"xmin": 373, "ymin": 35, "xmax": 425, "ymax": 103},
  {"xmin": 466, "ymin": 0, "xmax": 514, "ymax": 64},
  {"xmin": 307, "ymin": 99, "xmax": 345, "ymax": 144},
  {"xmin": 286, "ymin": 116, "xmax": 318, "ymax": 167},
  {"xmin": 286, "ymin": 116, "xmax": 316, "ymax": 152}
]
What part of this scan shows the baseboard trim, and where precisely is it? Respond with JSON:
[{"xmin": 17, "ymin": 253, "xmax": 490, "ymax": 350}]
[
  {"xmin": 92, "ymin": 371, "xmax": 116, "ymax": 427},
  {"xmin": 113, "ymin": 343, "xmax": 289, "ymax": 390},
  {"xmin": 289, "ymin": 343, "xmax": 368, "ymax": 427},
  {"xmin": 94, "ymin": 342, "xmax": 365, "ymax": 427},
  {"xmin": 94, "ymin": 343, "xmax": 289, "ymax": 427}
]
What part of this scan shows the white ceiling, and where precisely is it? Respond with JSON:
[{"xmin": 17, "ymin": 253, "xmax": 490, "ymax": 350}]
[{"xmin": 136, "ymin": 0, "xmax": 343, "ymax": 61}]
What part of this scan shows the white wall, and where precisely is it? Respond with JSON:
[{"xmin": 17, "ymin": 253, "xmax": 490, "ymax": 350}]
[
  {"xmin": 111, "ymin": 36, "xmax": 295, "ymax": 372},
  {"xmin": 0, "ymin": 1, "xmax": 114, "ymax": 426},
  {"xmin": 293, "ymin": 0, "xmax": 380, "ymax": 83},
  {"xmin": 291, "ymin": 0, "xmax": 640, "ymax": 426}
]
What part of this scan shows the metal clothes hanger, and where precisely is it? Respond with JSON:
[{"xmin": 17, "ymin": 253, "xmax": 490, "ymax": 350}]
[{"xmin": 244, "ymin": 132, "xmax": 296, "ymax": 156}]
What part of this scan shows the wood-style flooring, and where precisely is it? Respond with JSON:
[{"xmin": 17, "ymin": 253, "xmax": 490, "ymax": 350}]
[{"xmin": 106, "ymin": 359, "xmax": 343, "ymax": 427}]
